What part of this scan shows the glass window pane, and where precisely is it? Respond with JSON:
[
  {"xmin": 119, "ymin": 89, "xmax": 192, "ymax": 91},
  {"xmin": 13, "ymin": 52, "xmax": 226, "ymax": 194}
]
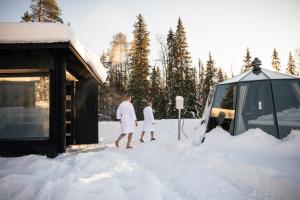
[
  {"xmin": 207, "ymin": 84, "xmax": 237, "ymax": 134},
  {"xmin": 0, "ymin": 76, "xmax": 49, "ymax": 139},
  {"xmin": 272, "ymin": 80, "xmax": 300, "ymax": 139},
  {"xmin": 235, "ymin": 81, "xmax": 277, "ymax": 137}
]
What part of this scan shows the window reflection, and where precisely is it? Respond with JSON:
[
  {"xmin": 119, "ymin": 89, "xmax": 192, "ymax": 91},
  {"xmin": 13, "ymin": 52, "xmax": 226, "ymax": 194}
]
[
  {"xmin": 0, "ymin": 76, "xmax": 49, "ymax": 139},
  {"xmin": 207, "ymin": 84, "xmax": 236, "ymax": 134},
  {"xmin": 235, "ymin": 81, "xmax": 277, "ymax": 137},
  {"xmin": 272, "ymin": 80, "xmax": 300, "ymax": 138}
]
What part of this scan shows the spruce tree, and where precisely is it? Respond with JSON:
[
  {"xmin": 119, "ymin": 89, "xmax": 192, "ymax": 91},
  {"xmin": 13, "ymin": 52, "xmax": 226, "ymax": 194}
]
[
  {"xmin": 174, "ymin": 18, "xmax": 198, "ymax": 119},
  {"xmin": 286, "ymin": 52, "xmax": 296, "ymax": 75},
  {"xmin": 100, "ymin": 33, "xmax": 130, "ymax": 120},
  {"xmin": 224, "ymin": 72, "xmax": 228, "ymax": 80},
  {"xmin": 272, "ymin": 48, "xmax": 281, "ymax": 72},
  {"xmin": 129, "ymin": 14, "xmax": 151, "ymax": 120},
  {"xmin": 166, "ymin": 29, "xmax": 177, "ymax": 118},
  {"xmin": 184, "ymin": 67, "xmax": 200, "ymax": 118},
  {"xmin": 22, "ymin": 0, "xmax": 63, "ymax": 23},
  {"xmin": 174, "ymin": 18, "xmax": 191, "ymax": 96},
  {"xmin": 197, "ymin": 59, "xmax": 206, "ymax": 115},
  {"xmin": 217, "ymin": 68, "xmax": 225, "ymax": 83},
  {"xmin": 108, "ymin": 32, "xmax": 130, "ymax": 94},
  {"xmin": 99, "ymin": 51, "xmax": 119, "ymax": 120},
  {"xmin": 150, "ymin": 67, "xmax": 166, "ymax": 119},
  {"xmin": 202, "ymin": 52, "xmax": 217, "ymax": 107},
  {"xmin": 21, "ymin": 11, "xmax": 33, "ymax": 22},
  {"xmin": 166, "ymin": 29, "xmax": 176, "ymax": 91},
  {"xmin": 98, "ymin": 82, "xmax": 116, "ymax": 121},
  {"xmin": 241, "ymin": 48, "xmax": 252, "ymax": 72}
]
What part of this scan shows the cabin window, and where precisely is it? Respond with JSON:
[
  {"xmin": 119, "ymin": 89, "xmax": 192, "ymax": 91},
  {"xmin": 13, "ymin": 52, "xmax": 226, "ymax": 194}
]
[
  {"xmin": 0, "ymin": 75, "xmax": 49, "ymax": 139},
  {"xmin": 235, "ymin": 81, "xmax": 277, "ymax": 137},
  {"xmin": 207, "ymin": 84, "xmax": 237, "ymax": 134},
  {"xmin": 272, "ymin": 80, "xmax": 300, "ymax": 138}
]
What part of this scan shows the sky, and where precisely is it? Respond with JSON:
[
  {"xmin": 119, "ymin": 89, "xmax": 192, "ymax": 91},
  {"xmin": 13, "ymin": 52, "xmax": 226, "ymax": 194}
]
[{"xmin": 0, "ymin": 0, "xmax": 300, "ymax": 75}]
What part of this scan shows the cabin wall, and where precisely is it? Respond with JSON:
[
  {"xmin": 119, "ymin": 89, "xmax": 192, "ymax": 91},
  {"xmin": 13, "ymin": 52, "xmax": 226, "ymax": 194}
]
[
  {"xmin": 0, "ymin": 46, "xmax": 101, "ymax": 157},
  {"xmin": 0, "ymin": 49, "xmax": 65, "ymax": 157}
]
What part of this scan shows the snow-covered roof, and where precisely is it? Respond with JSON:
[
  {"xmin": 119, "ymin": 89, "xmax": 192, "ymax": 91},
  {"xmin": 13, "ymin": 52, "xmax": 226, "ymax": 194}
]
[
  {"xmin": 0, "ymin": 22, "xmax": 107, "ymax": 82},
  {"xmin": 219, "ymin": 68, "xmax": 299, "ymax": 85}
]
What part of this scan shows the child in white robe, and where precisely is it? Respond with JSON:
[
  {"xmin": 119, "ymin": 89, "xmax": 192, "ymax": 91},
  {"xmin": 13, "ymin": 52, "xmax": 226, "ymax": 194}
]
[
  {"xmin": 140, "ymin": 101, "xmax": 156, "ymax": 142},
  {"xmin": 115, "ymin": 95, "xmax": 137, "ymax": 149}
]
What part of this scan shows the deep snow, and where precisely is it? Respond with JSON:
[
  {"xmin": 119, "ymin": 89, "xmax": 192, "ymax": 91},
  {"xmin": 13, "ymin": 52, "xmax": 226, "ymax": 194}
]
[{"xmin": 0, "ymin": 119, "xmax": 300, "ymax": 200}]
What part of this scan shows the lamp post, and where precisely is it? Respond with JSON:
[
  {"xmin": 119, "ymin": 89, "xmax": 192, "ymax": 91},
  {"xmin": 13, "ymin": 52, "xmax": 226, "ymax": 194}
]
[{"xmin": 176, "ymin": 96, "xmax": 184, "ymax": 141}]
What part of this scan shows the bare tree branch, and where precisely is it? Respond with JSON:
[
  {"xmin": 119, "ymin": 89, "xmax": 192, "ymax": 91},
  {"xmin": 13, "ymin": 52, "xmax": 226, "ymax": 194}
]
[{"xmin": 156, "ymin": 34, "xmax": 168, "ymax": 87}]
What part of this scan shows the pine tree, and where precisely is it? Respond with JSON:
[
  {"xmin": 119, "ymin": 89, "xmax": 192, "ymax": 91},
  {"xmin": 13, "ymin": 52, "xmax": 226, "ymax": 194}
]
[
  {"xmin": 98, "ymin": 51, "xmax": 119, "ymax": 120},
  {"xmin": 166, "ymin": 29, "xmax": 177, "ymax": 118},
  {"xmin": 197, "ymin": 59, "xmax": 206, "ymax": 115},
  {"xmin": 174, "ymin": 18, "xmax": 198, "ymax": 119},
  {"xmin": 21, "ymin": 11, "xmax": 33, "ymax": 22},
  {"xmin": 150, "ymin": 67, "xmax": 166, "ymax": 119},
  {"xmin": 272, "ymin": 48, "xmax": 281, "ymax": 72},
  {"xmin": 108, "ymin": 32, "xmax": 130, "ymax": 94},
  {"xmin": 217, "ymin": 68, "xmax": 225, "ymax": 83},
  {"xmin": 224, "ymin": 72, "xmax": 228, "ymax": 80},
  {"xmin": 174, "ymin": 18, "xmax": 191, "ymax": 96},
  {"xmin": 22, "ymin": 0, "xmax": 63, "ymax": 23},
  {"xmin": 98, "ymin": 82, "xmax": 116, "ymax": 121},
  {"xmin": 286, "ymin": 52, "xmax": 296, "ymax": 75},
  {"xmin": 184, "ymin": 67, "xmax": 200, "ymax": 118},
  {"xmin": 129, "ymin": 14, "xmax": 151, "ymax": 120},
  {"xmin": 241, "ymin": 48, "xmax": 252, "ymax": 72},
  {"xmin": 166, "ymin": 29, "xmax": 175, "ymax": 91},
  {"xmin": 99, "ymin": 33, "xmax": 130, "ymax": 121},
  {"xmin": 100, "ymin": 51, "xmax": 109, "ymax": 67},
  {"xmin": 202, "ymin": 52, "xmax": 217, "ymax": 107}
]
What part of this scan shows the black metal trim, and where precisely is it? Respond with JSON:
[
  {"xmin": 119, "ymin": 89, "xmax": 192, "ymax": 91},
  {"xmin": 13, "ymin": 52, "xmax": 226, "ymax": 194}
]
[
  {"xmin": 0, "ymin": 72, "xmax": 51, "ymax": 141},
  {"xmin": 0, "ymin": 42, "xmax": 69, "ymax": 50},
  {"xmin": 0, "ymin": 42, "xmax": 103, "ymax": 84},
  {"xmin": 206, "ymin": 85, "xmax": 219, "ymax": 133},
  {"xmin": 232, "ymin": 83, "xmax": 239, "ymax": 136},
  {"xmin": 0, "ymin": 72, "xmax": 50, "ymax": 77},
  {"xmin": 216, "ymin": 78, "xmax": 300, "ymax": 86},
  {"xmin": 269, "ymin": 80, "xmax": 280, "ymax": 139}
]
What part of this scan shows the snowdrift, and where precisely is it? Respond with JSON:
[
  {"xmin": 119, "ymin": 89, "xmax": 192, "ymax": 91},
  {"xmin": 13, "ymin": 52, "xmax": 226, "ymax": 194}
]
[{"xmin": 0, "ymin": 119, "xmax": 299, "ymax": 200}]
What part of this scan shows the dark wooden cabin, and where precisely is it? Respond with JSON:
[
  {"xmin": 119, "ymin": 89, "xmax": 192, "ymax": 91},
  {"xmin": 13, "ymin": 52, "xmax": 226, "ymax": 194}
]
[{"xmin": 0, "ymin": 23, "xmax": 107, "ymax": 157}]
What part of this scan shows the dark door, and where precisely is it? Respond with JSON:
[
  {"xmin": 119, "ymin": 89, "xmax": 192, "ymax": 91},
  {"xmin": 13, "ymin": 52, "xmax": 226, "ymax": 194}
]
[{"xmin": 74, "ymin": 79, "xmax": 99, "ymax": 144}]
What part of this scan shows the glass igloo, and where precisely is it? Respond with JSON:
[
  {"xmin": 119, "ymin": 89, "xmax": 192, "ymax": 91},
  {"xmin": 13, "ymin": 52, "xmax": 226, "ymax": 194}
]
[{"xmin": 204, "ymin": 58, "xmax": 300, "ymax": 139}]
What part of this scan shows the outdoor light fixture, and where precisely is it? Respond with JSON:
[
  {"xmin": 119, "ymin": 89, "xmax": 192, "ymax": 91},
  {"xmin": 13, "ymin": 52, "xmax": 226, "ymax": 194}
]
[{"xmin": 176, "ymin": 96, "xmax": 184, "ymax": 140}]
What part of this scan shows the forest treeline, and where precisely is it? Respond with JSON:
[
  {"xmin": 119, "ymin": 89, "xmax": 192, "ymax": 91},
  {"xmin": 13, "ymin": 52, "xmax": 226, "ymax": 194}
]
[
  {"xmin": 20, "ymin": 0, "xmax": 299, "ymax": 120},
  {"xmin": 98, "ymin": 14, "xmax": 299, "ymax": 120}
]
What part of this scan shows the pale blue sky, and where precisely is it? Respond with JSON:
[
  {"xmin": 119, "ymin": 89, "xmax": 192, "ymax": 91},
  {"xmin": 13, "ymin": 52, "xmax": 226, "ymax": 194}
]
[{"xmin": 1, "ymin": 0, "xmax": 300, "ymax": 75}]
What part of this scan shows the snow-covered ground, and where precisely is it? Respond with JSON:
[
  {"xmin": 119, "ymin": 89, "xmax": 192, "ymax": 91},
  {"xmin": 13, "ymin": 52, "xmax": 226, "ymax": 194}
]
[{"xmin": 1, "ymin": 119, "xmax": 300, "ymax": 200}]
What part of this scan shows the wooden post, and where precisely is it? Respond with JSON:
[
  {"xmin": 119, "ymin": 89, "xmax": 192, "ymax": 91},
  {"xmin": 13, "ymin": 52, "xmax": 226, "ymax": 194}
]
[{"xmin": 54, "ymin": 52, "xmax": 66, "ymax": 153}]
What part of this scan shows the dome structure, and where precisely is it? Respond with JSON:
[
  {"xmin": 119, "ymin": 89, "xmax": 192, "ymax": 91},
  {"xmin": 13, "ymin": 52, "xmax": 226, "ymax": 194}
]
[{"xmin": 203, "ymin": 58, "xmax": 300, "ymax": 139}]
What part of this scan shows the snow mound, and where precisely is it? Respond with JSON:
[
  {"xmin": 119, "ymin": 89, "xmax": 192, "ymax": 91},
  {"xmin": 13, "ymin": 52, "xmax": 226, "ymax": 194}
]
[{"xmin": 1, "ymin": 120, "xmax": 300, "ymax": 200}]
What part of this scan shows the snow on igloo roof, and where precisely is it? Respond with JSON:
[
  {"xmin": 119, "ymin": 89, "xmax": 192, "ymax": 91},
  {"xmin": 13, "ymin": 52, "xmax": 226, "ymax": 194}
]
[
  {"xmin": 0, "ymin": 22, "xmax": 107, "ymax": 82},
  {"xmin": 218, "ymin": 68, "xmax": 299, "ymax": 85}
]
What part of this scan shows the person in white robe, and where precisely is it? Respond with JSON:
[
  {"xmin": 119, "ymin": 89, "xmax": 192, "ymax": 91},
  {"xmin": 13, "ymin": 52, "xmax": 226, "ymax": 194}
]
[
  {"xmin": 115, "ymin": 95, "xmax": 138, "ymax": 149},
  {"xmin": 140, "ymin": 101, "xmax": 156, "ymax": 142}
]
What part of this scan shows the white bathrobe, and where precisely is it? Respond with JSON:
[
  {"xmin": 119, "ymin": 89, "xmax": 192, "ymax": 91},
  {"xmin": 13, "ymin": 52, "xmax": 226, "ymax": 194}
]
[
  {"xmin": 143, "ymin": 106, "xmax": 155, "ymax": 132},
  {"xmin": 117, "ymin": 101, "xmax": 137, "ymax": 134}
]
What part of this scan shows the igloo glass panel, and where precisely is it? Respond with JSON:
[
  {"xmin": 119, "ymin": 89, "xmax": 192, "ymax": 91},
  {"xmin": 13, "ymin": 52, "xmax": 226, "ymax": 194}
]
[
  {"xmin": 0, "ymin": 76, "xmax": 49, "ymax": 139},
  {"xmin": 272, "ymin": 80, "xmax": 300, "ymax": 139},
  {"xmin": 207, "ymin": 84, "xmax": 237, "ymax": 134},
  {"xmin": 235, "ymin": 81, "xmax": 277, "ymax": 137}
]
